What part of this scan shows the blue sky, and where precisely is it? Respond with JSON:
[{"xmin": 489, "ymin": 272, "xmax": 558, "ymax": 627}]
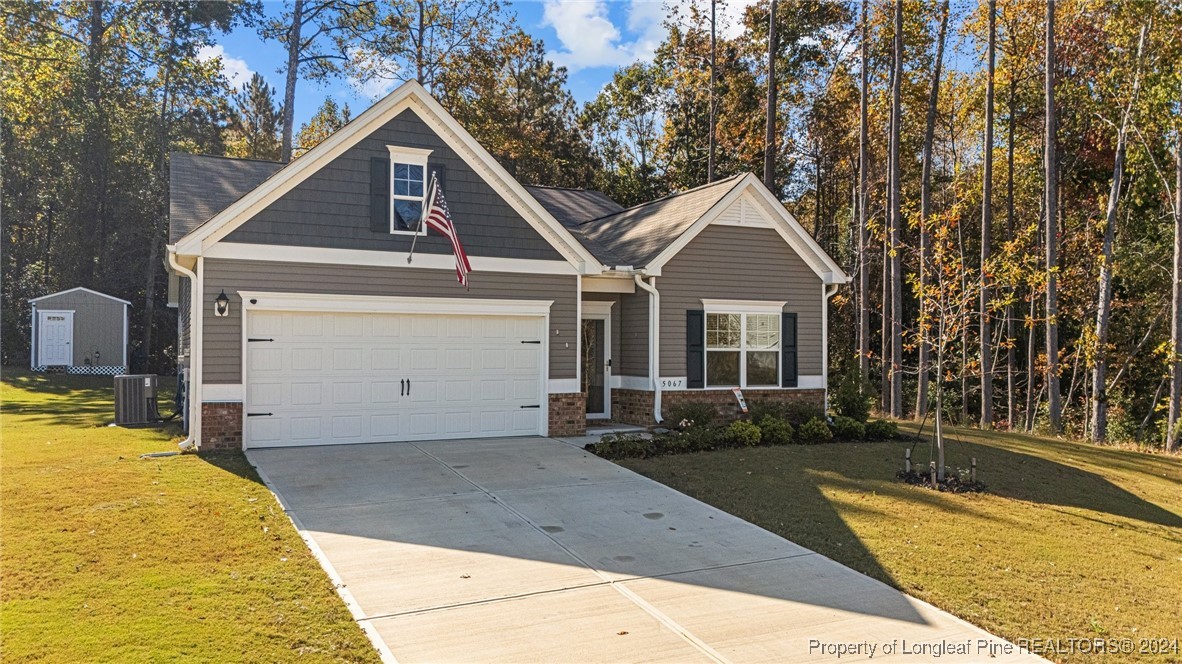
[{"xmin": 199, "ymin": 0, "xmax": 756, "ymax": 129}]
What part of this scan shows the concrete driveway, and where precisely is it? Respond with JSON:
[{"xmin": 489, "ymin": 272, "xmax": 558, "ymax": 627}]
[{"xmin": 247, "ymin": 438, "xmax": 1040, "ymax": 663}]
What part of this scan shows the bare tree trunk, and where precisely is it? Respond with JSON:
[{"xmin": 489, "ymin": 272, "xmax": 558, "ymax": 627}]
[
  {"xmin": 1025, "ymin": 296, "xmax": 1038, "ymax": 431},
  {"xmin": 281, "ymin": 0, "xmax": 304, "ymax": 163},
  {"xmin": 889, "ymin": 0, "xmax": 904, "ymax": 418},
  {"xmin": 1091, "ymin": 22, "xmax": 1147, "ymax": 443},
  {"xmin": 1168, "ymin": 128, "xmax": 1182, "ymax": 452},
  {"xmin": 882, "ymin": 234, "xmax": 890, "ymax": 413},
  {"xmin": 763, "ymin": 0, "xmax": 778, "ymax": 192},
  {"xmin": 917, "ymin": 0, "xmax": 949, "ymax": 419},
  {"xmin": 1044, "ymin": 0, "xmax": 1062, "ymax": 433},
  {"xmin": 708, "ymin": 0, "xmax": 716, "ymax": 184},
  {"xmin": 857, "ymin": 0, "xmax": 870, "ymax": 392},
  {"xmin": 980, "ymin": 0, "xmax": 996, "ymax": 429},
  {"xmin": 1005, "ymin": 71, "xmax": 1017, "ymax": 429}
]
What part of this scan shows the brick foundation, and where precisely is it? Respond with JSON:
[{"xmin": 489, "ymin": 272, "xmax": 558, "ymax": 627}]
[
  {"xmin": 548, "ymin": 392, "xmax": 587, "ymax": 436},
  {"xmin": 201, "ymin": 402, "xmax": 243, "ymax": 451},
  {"xmin": 613, "ymin": 388, "xmax": 826, "ymax": 427}
]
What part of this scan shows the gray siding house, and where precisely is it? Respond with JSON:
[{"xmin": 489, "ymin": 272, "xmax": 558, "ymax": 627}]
[
  {"xmin": 167, "ymin": 81, "xmax": 847, "ymax": 451},
  {"xmin": 29, "ymin": 287, "xmax": 130, "ymax": 374}
]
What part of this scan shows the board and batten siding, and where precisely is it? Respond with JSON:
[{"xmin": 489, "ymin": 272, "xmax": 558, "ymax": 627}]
[
  {"xmin": 201, "ymin": 259, "xmax": 577, "ymax": 384},
  {"xmin": 223, "ymin": 109, "xmax": 563, "ymax": 261},
  {"xmin": 33, "ymin": 290, "xmax": 126, "ymax": 366},
  {"xmin": 618, "ymin": 291, "xmax": 650, "ymax": 377},
  {"xmin": 658, "ymin": 224, "xmax": 823, "ymax": 377}
]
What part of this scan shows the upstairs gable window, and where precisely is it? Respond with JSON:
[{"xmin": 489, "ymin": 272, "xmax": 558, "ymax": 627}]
[{"xmin": 387, "ymin": 146, "xmax": 432, "ymax": 235}]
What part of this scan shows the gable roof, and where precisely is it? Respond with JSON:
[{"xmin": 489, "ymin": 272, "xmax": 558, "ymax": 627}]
[
  {"xmin": 523, "ymin": 185, "xmax": 623, "ymax": 228},
  {"xmin": 573, "ymin": 175, "xmax": 745, "ymax": 268},
  {"xmin": 169, "ymin": 153, "xmax": 281, "ymax": 243},
  {"xmin": 172, "ymin": 81, "xmax": 604, "ymax": 272},
  {"xmin": 29, "ymin": 287, "xmax": 132, "ymax": 306}
]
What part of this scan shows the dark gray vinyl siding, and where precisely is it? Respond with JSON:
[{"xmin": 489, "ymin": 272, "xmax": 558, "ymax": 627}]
[
  {"xmin": 33, "ymin": 290, "xmax": 126, "ymax": 366},
  {"xmin": 659, "ymin": 225, "xmax": 823, "ymax": 377},
  {"xmin": 618, "ymin": 290, "xmax": 650, "ymax": 377},
  {"xmin": 201, "ymin": 259, "xmax": 576, "ymax": 384},
  {"xmin": 223, "ymin": 110, "xmax": 563, "ymax": 261}
]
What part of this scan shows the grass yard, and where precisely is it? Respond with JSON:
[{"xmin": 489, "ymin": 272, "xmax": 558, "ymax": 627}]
[
  {"xmin": 620, "ymin": 424, "xmax": 1182, "ymax": 663},
  {"xmin": 0, "ymin": 370, "xmax": 379, "ymax": 663}
]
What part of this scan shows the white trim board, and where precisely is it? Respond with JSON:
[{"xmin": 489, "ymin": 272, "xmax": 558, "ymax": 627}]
[
  {"xmin": 174, "ymin": 81, "xmax": 604, "ymax": 274},
  {"xmin": 701, "ymin": 299, "xmax": 786, "ymax": 314},
  {"xmin": 205, "ymin": 242, "xmax": 576, "ymax": 275},
  {"xmin": 609, "ymin": 375, "xmax": 824, "ymax": 392},
  {"xmin": 29, "ymin": 286, "xmax": 132, "ymax": 306},
  {"xmin": 237, "ymin": 291, "xmax": 554, "ymax": 317}
]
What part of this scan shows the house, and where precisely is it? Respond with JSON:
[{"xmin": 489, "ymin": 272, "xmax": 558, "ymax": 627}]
[
  {"xmin": 166, "ymin": 81, "xmax": 848, "ymax": 451},
  {"xmin": 28, "ymin": 287, "xmax": 130, "ymax": 375}
]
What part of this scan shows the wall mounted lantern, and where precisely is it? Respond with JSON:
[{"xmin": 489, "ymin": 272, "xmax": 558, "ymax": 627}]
[{"xmin": 214, "ymin": 290, "xmax": 230, "ymax": 317}]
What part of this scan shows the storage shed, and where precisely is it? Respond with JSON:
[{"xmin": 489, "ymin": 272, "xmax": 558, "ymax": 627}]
[{"xmin": 29, "ymin": 287, "xmax": 130, "ymax": 375}]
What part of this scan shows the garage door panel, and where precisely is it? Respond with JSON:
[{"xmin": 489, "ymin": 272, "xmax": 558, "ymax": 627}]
[{"xmin": 244, "ymin": 311, "xmax": 545, "ymax": 448}]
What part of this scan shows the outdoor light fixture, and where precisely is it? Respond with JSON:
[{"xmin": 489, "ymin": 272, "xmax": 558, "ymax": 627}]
[{"xmin": 214, "ymin": 290, "xmax": 230, "ymax": 317}]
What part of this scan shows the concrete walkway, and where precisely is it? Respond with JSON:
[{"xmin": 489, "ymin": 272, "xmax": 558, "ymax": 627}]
[{"xmin": 247, "ymin": 438, "xmax": 1041, "ymax": 663}]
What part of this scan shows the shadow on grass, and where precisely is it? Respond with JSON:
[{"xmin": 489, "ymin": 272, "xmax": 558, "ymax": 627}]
[
  {"xmin": 2, "ymin": 369, "xmax": 181, "ymax": 430},
  {"xmin": 899, "ymin": 431, "xmax": 1182, "ymax": 530}
]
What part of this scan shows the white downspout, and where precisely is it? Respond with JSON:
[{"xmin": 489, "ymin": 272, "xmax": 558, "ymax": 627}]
[
  {"xmin": 823, "ymin": 283, "xmax": 840, "ymax": 413},
  {"xmin": 634, "ymin": 274, "xmax": 662, "ymax": 424},
  {"xmin": 168, "ymin": 249, "xmax": 200, "ymax": 451}
]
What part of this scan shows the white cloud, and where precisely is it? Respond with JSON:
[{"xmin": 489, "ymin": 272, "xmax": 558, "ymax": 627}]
[
  {"xmin": 544, "ymin": 0, "xmax": 669, "ymax": 72},
  {"xmin": 542, "ymin": 0, "xmax": 759, "ymax": 72},
  {"xmin": 197, "ymin": 44, "xmax": 253, "ymax": 90}
]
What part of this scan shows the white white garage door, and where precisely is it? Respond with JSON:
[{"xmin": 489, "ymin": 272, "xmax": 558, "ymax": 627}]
[{"xmin": 244, "ymin": 310, "xmax": 545, "ymax": 448}]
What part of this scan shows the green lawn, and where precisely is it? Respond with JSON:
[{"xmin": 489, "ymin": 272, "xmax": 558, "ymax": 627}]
[
  {"xmin": 0, "ymin": 370, "xmax": 379, "ymax": 663},
  {"xmin": 620, "ymin": 424, "xmax": 1182, "ymax": 664}
]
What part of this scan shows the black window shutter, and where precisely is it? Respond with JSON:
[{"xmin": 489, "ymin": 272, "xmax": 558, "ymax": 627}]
[
  {"xmin": 782, "ymin": 312, "xmax": 798, "ymax": 387},
  {"xmin": 428, "ymin": 162, "xmax": 447, "ymax": 193},
  {"xmin": 687, "ymin": 309, "xmax": 705, "ymax": 389},
  {"xmin": 369, "ymin": 156, "xmax": 389, "ymax": 233}
]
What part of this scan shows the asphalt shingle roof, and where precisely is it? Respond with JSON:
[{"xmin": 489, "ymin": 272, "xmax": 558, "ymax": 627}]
[
  {"xmin": 523, "ymin": 185, "xmax": 624, "ymax": 228},
  {"xmin": 572, "ymin": 174, "xmax": 745, "ymax": 268},
  {"xmin": 169, "ymin": 152, "xmax": 282, "ymax": 243}
]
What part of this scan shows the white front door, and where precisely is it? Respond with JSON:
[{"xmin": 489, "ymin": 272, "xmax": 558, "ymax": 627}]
[
  {"xmin": 243, "ymin": 310, "xmax": 545, "ymax": 448},
  {"xmin": 38, "ymin": 311, "xmax": 73, "ymax": 366}
]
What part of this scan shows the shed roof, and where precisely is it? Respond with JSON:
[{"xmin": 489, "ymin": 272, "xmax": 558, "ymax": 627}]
[
  {"xmin": 29, "ymin": 287, "xmax": 131, "ymax": 306},
  {"xmin": 169, "ymin": 152, "xmax": 282, "ymax": 243}
]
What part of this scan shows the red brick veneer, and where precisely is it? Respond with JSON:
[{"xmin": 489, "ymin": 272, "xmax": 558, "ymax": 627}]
[
  {"xmin": 613, "ymin": 388, "xmax": 825, "ymax": 427},
  {"xmin": 548, "ymin": 392, "xmax": 587, "ymax": 436},
  {"xmin": 201, "ymin": 402, "xmax": 243, "ymax": 451}
]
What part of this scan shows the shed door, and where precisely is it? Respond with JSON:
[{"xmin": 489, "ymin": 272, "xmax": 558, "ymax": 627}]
[
  {"xmin": 243, "ymin": 310, "xmax": 545, "ymax": 448},
  {"xmin": 38, "ymin": 311, "xmax": 74, "ymax": 366}
]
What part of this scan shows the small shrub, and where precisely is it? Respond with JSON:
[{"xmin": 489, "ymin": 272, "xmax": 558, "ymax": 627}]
[
  {"xmin": 865, "ymin": 419, "xmax": 899, "ymax": 440},
  {"xmin": 725, "ymin": 420, "xmax": 762, "ymax": 447},
  {"xmin": 748, "ymin": 400, "xmax": 788, "ymax": 425},
  {"xmin": 832, "ymin": 374, "xmax": 871, "ymax": 423},
  {"xmin": 796, "ymin": 417, "xmax": 833, "ymax": 444},
  {"xmin": 651, "ymin": 434, "xmax": 691, "ymax": 456},
  {"xmin": 783, "ymin": 401, "xmax": 826, "ymax": 427},
  {"xmin": 667, "ymin": 402, "xmax": 717, "ymax": 430},
  {"xmin": 588, "ymin": 434, "xmax": 652, "ymax": 459},
  {"xmin": 760, "ymin": 416, "xmax": 794, "ymax": 445},
  {"xmin": 831, "ymin": 415, "xmax": 866, "ymax": 441}
]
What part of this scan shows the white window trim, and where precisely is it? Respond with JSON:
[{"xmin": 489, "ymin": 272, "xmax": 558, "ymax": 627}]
[
  {"xmin": 387, "ymin": 146, "xmax": 433, "ymax": 236},
  {"xmin": 701, "ymin": 299, "xmax": 786, "ymax": 314},
  {"xmin": 705, "ymin": 310, "xmax": 781, "ymax": 389}
]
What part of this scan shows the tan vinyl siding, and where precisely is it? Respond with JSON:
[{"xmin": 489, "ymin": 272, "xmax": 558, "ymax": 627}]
[
  {"xmin": 34, "ymin": 290, "xmax": 126, "ymax": 367},
  {"xmin": 659, "ymin": 225, "xmax": 823, "ymax": 377},
  {"xmin": 177, "ymin": 280, "xmax": 191, "ymax": 368},
  {"xmin": 201, "ymin": 259, "xmax": 576, "ymax": 383},
  {"xmin": 618, "ymin": 290, "xmax": 650, "ymax": 377}
]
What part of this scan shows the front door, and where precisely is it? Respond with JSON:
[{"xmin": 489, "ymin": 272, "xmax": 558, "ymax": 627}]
[
  {"xmin": 38, "ymin": 310, "xmax": 74, "ymax": 366},
  {"xmin": 581, "ymin": 315, "xmax": 611, "ymax": 419}
]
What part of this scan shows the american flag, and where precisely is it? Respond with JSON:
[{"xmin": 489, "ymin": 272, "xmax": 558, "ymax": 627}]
[{"xmin": 423, "ymin": 173, "xmax": 472, "ymax": 288}]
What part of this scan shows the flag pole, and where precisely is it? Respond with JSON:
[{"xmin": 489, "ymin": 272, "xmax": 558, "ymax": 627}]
[{"xmin": 408, "ymin": 174, "xmax": 435, "ymax": 264}]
